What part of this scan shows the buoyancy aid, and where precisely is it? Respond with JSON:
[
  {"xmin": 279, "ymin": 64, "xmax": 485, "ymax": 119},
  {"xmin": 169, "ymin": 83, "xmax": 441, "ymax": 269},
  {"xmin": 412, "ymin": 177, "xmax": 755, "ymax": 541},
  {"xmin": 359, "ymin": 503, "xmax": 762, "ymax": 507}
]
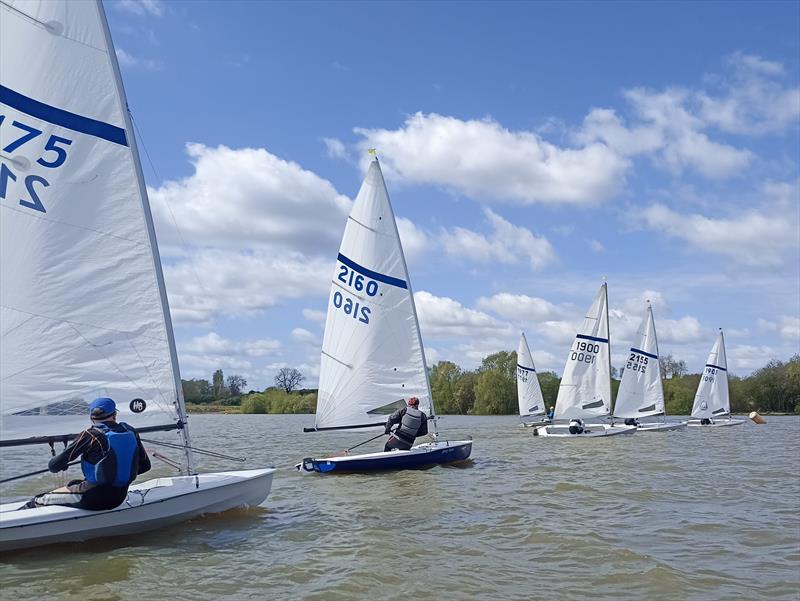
[
  {"xmin": 81, "ymin": 423, "xmax": 138, "ymax": 487},
  {"xmin": 396, "ymin": 407, "xmax": 424, "ymax": 442}
]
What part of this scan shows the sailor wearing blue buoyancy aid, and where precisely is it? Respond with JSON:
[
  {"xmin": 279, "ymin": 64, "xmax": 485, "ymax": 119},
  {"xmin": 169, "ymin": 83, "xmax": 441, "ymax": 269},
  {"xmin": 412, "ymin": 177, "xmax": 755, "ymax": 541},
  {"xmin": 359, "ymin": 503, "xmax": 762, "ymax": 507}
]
[
  {"xmin": 22, "ymin": 398, "xmax": 151, "ymax": 511},
  {"xmin": 384, "ymin": 397, "xmax": 428, "ymax": 451}
]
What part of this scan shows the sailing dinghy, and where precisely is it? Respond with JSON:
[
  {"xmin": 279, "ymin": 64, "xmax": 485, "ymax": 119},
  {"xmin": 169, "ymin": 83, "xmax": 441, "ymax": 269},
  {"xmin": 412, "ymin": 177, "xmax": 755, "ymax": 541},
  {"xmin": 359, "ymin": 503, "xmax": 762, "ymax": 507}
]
[
  {"xmin": 613, "ymin": 304, "xmax": 687, "ymax": 432},
  {"xmin": 533, "ymin": 284, "xmax": 635, "ymax": 438},
  {"xmin": 517, "ymin": 333, "xmax": 549, "ymax": 427},
  {"xmin": 0, "ymin": 0, "xmax": 274, "ymax": 551},
  {"xmin": 298, "ymin": 158, "xmax": 472, "ymax": 473},
  {"xmin": 687, "ymin": 330, "xmax": 744, "ymax": 427}
]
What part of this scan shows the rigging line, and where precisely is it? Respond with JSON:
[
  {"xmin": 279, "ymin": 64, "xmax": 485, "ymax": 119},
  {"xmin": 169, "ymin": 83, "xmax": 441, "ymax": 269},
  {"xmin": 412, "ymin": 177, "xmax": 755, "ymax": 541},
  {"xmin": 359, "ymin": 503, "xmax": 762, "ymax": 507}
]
[
  {"xmin": 128, "ymin": 109, "xmax": 211, "ymax": 304},
  {"xmin": 0, "ymin": 204, "xmax": 148, "ymax": 247},
  {"xmin": 66, "ymin": 323, "xmax": 152, "ymax": 400},
  {"xmin": 0, "ymin": 305, "xmax": 170, "ymax": 346},
  {"xmin": 139, "ymin": 438, "xmax": 246, "ymax": 462},
  {"xmin": 0, "ymin": 313, "xmax": 37, "ymax": 339}
]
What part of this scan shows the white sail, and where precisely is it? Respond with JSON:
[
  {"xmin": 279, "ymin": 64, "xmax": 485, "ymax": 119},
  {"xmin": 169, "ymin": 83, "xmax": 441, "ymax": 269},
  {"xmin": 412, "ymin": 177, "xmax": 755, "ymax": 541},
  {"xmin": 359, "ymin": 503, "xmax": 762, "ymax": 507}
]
[
  {"xmin": 614, "ymin": 305, "xmax": 664, "ymax": 418},
  {"xmin": 314, "ymin": 159, "xmax": 432, "ymax": 430},
  {"xmin": 0, "ymin": 0, "xmax": 186, "ymax": 443},
  {"xmin": 517, "ymin": 333, "xmax": 545, "ymax": 418},
  {"xmin": 553, "ymin": 283, "xmax": 612, "ymax": 420},
  {"xmin": 691, "ymin": 330, "xmax": 730, "ymax": 418}
]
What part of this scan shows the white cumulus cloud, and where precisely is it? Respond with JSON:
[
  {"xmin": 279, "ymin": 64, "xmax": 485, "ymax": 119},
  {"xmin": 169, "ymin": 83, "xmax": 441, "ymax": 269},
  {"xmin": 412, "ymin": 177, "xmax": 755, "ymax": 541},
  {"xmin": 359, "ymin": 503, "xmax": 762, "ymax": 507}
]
[{"xmin": 441, "ymin": 208, "xmax": 555, "ymax": 269}]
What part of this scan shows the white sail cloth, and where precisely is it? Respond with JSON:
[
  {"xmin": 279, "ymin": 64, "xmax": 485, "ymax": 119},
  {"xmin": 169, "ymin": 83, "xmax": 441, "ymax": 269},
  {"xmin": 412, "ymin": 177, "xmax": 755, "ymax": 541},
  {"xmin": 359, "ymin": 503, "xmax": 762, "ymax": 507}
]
[
  {"xmin": 0, "ymin": 0, "xmax": 183, "ymax": 441},
  {"xmin": 517, "ymin": 333, "xmax": 545, "ymax": 418},
  {"xmin": 314, "ymin": 159, "xmax": 432, "ymax": 430},
  {"xmin": 553, "ymin": 284, "xmax": 612, "ymax": 421},
  {"xmin": 614, "ymin": 305, "xmax": 664, "ymax": 419},
  {"xmin": 691, "ymin": 330, "xmax": 730, "ymax": 419}
]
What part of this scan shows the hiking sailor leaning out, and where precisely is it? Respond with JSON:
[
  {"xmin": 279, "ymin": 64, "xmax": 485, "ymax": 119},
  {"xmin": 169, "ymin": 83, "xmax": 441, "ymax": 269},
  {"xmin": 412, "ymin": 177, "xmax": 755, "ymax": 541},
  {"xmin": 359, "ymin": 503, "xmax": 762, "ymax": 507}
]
[
  {"xmin": 21, "ymin": 397, "xmax": 151, "ymax": 511},
  {"xmin": 384, "ymin": 397, "xmax": 428, "ymax": 452}
]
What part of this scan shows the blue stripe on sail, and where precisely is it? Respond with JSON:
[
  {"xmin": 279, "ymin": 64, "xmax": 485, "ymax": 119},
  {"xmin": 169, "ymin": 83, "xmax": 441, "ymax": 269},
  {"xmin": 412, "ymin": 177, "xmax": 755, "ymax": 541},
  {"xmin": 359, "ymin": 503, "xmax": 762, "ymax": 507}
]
[
  {"xmin": 576, "ymin": 334, "xmax": 609, "ymax": 344},
  {"xmin": 337, "ymin": 253, "xmax": 407, "ymax": 289},
  {"xmin": 0, "ymin": 85, "xmax": 128, "ymax": 146},
  {"xmin": 630, "ymin": 347, "xmax": 658, "ymax": 360},
  {"xmin": 517, "ymin": 363, "xmax": 536, "ymax": 372},
  {"xmin": 706, "ymin": 363, "xmax": 727, "ymax": 372}
]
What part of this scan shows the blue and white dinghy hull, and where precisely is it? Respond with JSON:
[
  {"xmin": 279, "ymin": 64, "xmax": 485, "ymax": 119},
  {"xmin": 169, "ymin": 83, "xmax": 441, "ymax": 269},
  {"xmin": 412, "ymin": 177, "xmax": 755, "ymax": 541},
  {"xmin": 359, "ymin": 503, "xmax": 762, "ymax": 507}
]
[
  {"xmin": 0, "ymin": 468, "xmax": 275, "ymax": 552},
  {"xmin": 687, "ymin": 418, "xmax": 745, "ymax": 428},
  {"xmin": 533, "ymin": 424, "xmax": 636, "ymax": 438},
  {"xmin": 636, "ymin": 420, "xmax": 688, "ymax": 432},
  {"xmin": 298, "ymin": 440, "xmax": 472, "ymax": 473}
]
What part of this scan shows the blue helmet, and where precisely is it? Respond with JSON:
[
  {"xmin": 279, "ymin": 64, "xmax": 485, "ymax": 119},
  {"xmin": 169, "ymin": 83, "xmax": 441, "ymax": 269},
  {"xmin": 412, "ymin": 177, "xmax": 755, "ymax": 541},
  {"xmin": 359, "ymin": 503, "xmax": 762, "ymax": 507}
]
[{"xmin": 89, "ymin": 397, "xmax": 117, "ymax": 420}]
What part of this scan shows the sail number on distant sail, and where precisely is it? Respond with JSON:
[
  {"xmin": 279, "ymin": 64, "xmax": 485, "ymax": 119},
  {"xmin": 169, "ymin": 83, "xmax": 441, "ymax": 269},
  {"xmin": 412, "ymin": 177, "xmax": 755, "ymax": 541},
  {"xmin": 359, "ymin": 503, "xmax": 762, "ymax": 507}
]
[
  {"xmin": 626, "ymin": 351, "xmax": 649, "ymax": 373},
  {"xmin": 0, "ymin": 114, "xmax": 72, "ymax": 214},
  {"xmin": 702, "ymin": 366, "xmax": 717, "ymax": 383},
  {"xmin": 570, "ymin": 339, "xmax": 602, "ymax": 365}
]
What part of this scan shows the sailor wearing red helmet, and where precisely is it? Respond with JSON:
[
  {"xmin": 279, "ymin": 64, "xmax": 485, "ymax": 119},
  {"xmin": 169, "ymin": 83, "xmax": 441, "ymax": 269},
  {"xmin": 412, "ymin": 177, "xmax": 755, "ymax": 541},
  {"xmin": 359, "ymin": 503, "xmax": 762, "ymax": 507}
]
[{"xmin": 383, "ymin": 396, "xmax": 428, "ymax": 452}]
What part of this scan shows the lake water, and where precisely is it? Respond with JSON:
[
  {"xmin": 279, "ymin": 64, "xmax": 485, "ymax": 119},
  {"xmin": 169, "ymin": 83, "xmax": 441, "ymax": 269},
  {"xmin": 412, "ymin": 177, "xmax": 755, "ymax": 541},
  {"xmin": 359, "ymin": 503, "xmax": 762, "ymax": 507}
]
[{"xmin": 1, "ymin": 414, "xmax": 798, "ymax": 601}]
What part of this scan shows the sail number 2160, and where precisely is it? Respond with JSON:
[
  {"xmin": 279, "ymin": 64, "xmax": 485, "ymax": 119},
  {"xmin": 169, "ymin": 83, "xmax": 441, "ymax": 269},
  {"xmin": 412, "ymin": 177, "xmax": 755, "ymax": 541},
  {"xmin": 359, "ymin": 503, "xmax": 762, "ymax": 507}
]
[{"xmin": 332, "ymin": 291, "xmax": 370, "ymax": 324}]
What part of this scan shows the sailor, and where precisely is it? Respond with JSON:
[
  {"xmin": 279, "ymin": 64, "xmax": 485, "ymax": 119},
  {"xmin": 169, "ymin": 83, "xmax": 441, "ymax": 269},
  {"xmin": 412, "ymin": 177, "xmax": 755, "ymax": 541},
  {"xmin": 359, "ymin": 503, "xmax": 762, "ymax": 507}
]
[
  {"xmin": 21, "ymin": 397, "xmax": 151, "ymax": 510},
  {"xmin": 624, "ymin": 418, "xmax": 640, "ymax": 427},
  {"xmin": 384, "ymin": 397, "xmax": 428, "ymax": 451},
  {"xmin": 568, "ymin": 418, "xmax": 585, "ymax": 435},
  {"xmin": 547, "ymin": 406, "xmax": 555, "ymax": 420}
]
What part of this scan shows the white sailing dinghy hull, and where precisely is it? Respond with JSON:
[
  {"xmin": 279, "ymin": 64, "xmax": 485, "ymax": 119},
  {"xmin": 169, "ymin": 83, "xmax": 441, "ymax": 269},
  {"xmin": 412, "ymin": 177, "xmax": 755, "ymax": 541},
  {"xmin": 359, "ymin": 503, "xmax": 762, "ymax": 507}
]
[
  {"xmin": 0, "ymin": 468, "xmax": 275, "ymax": 552},
  {"xmin": 687, "ymin": 419, "xmax": 744, "ymax": 428},
  {"xmin": 533, "ymin": 424, "xmax": 636, "ymax": 438},
  {"xmin": 636, "ymin": 421, "xmax": 688, "ymax": 432},
  {"xmin": 519, "ymin": 418, "xmax": 550, "ymax": 428}
]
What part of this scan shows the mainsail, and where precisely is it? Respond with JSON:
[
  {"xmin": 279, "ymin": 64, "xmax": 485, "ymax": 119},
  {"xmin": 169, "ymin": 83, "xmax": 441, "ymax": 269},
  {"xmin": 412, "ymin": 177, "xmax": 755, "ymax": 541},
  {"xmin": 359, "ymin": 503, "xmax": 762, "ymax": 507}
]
[
  {"xmin": 0, "ymin": 0, "xmax": 188, "ymax": 451},
  {"xmin": 313, "ymin": 159, "xmax": 433, "ymax": 431},
  {"xmin": 691, "ymin": 330, "xmax": 730, "ymax": 419},
  {"xmin": 517, "ymin": 333, "xmax": 545, "ymax": 418},
  {"xmin": 614, "ymin": 304, "xmax": 664, "ymax": 419},
  {"xmin": 553, "ymin": 283, "xmax": 612, "ymax": 420}
]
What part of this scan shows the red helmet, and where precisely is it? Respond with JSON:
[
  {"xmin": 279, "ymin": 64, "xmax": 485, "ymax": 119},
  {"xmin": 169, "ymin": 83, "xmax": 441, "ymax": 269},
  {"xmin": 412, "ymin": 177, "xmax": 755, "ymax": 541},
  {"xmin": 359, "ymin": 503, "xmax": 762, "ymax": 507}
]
[{"xmin": 407, "ymin": 397, "xmax": 420, "ymax": 406}]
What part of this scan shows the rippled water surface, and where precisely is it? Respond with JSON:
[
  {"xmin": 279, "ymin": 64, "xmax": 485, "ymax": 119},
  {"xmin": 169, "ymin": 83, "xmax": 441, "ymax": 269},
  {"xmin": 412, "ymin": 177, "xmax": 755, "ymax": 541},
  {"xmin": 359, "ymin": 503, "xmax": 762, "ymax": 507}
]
[{"xmin": 1, "ymin": 414, "xmax": 798, "ymax": 601}]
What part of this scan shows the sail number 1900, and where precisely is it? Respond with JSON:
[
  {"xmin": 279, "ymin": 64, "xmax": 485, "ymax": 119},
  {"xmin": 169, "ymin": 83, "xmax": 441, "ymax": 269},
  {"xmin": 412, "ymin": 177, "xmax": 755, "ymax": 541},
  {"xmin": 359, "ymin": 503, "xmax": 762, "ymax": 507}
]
[{"xmin": 570, "ymin": 341, "xmax": 600, "ymax": 364}]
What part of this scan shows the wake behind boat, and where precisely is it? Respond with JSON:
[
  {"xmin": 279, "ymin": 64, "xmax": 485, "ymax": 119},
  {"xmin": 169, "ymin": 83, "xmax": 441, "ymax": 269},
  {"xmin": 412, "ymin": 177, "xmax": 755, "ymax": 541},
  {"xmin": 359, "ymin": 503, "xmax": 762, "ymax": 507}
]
[
  {"xmin": 687, "ymin": 330, "xmax": 744, "ymax": 428},
  {"xmin": 0, "ymin": 0, "xmax": 274, "ymax": 551},
  {"xmin": 533, "ymin": 283, "xmax": 635, "ymax": 438},
  {"xmin": 298, "ymin": 157, "xmax": 472, "ymax": 472},
  {"xmin": 613, "ymin": 303, "xmax": 687, "ymax": 432}
]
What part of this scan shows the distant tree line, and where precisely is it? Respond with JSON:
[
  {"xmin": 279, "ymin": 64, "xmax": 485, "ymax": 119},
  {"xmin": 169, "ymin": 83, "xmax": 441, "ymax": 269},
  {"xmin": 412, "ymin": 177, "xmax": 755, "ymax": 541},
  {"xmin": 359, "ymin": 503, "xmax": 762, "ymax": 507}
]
[
  {"xmin": 182, "ymin": 367, "xmax": 315, "ymax": 413},
  {"xmin": 183, "ymin": 355, "xmax": 800, "ymax": 415},
  {"xmin": 430, "ymin": 352, "xmax": 800, "ymax": 416}
]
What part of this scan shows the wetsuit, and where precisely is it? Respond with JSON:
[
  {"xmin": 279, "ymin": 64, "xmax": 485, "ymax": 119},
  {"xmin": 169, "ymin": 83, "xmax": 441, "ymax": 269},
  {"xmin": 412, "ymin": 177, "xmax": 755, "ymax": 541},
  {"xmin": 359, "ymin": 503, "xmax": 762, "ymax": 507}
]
[
  {"xmin": 27, "ymin": 422, "xmax": 150, "ymax": 510},
  {"xmin": 384, "ymin": 407, "xmax": 428, "ymax": 451}
]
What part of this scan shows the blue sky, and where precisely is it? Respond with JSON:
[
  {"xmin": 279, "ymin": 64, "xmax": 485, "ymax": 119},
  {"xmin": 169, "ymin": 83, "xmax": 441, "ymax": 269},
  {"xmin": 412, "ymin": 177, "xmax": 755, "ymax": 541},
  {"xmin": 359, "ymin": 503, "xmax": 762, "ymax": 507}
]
[{"xmin": 107, "ymin": 0, "xmax": 800, "ymax": 389}]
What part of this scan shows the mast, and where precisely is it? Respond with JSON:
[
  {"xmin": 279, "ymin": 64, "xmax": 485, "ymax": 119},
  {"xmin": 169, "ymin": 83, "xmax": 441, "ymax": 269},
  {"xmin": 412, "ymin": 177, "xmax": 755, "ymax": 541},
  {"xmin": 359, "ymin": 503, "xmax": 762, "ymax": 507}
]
[
  {"xmin": 719, "ymin": 328, "xmax": 728, "ymax": 417},
  {"xmin": 95, "ymin": 0, "xmax": 193, "ymax": 473},
  {"xmin": 604, "ymin": 281, "xmax": 613, "ymax": 423},
  {"xmin": 648, "ymin": 301, "xmax": 666, "ymax": 422},
  {"xmin": 375, "ymin": 157, "xmax": 438, "ymax": 436}
]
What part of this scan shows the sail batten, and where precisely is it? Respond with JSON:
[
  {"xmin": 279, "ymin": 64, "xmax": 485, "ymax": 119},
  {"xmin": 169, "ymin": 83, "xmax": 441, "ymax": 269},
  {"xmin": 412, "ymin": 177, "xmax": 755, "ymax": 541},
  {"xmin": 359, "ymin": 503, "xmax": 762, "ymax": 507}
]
[
  {"xmin": 553, "ymin": 284, "xmax": 612, "ymax": 421},
  {"xmin": 314, "ymin": 160, "xmax": 431, "ymax": 431}
]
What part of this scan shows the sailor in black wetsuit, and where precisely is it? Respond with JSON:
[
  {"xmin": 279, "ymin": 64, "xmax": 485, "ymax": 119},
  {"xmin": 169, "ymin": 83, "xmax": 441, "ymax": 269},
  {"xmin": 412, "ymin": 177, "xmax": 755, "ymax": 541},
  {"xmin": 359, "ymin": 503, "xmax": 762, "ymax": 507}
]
[
  {"xmin": 384, "ymin": 397, "xmax": 428, "ymax": 451},
  {"xmin": 22, "ymin": 397, "xmax": 150, "ymax": 510}
]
